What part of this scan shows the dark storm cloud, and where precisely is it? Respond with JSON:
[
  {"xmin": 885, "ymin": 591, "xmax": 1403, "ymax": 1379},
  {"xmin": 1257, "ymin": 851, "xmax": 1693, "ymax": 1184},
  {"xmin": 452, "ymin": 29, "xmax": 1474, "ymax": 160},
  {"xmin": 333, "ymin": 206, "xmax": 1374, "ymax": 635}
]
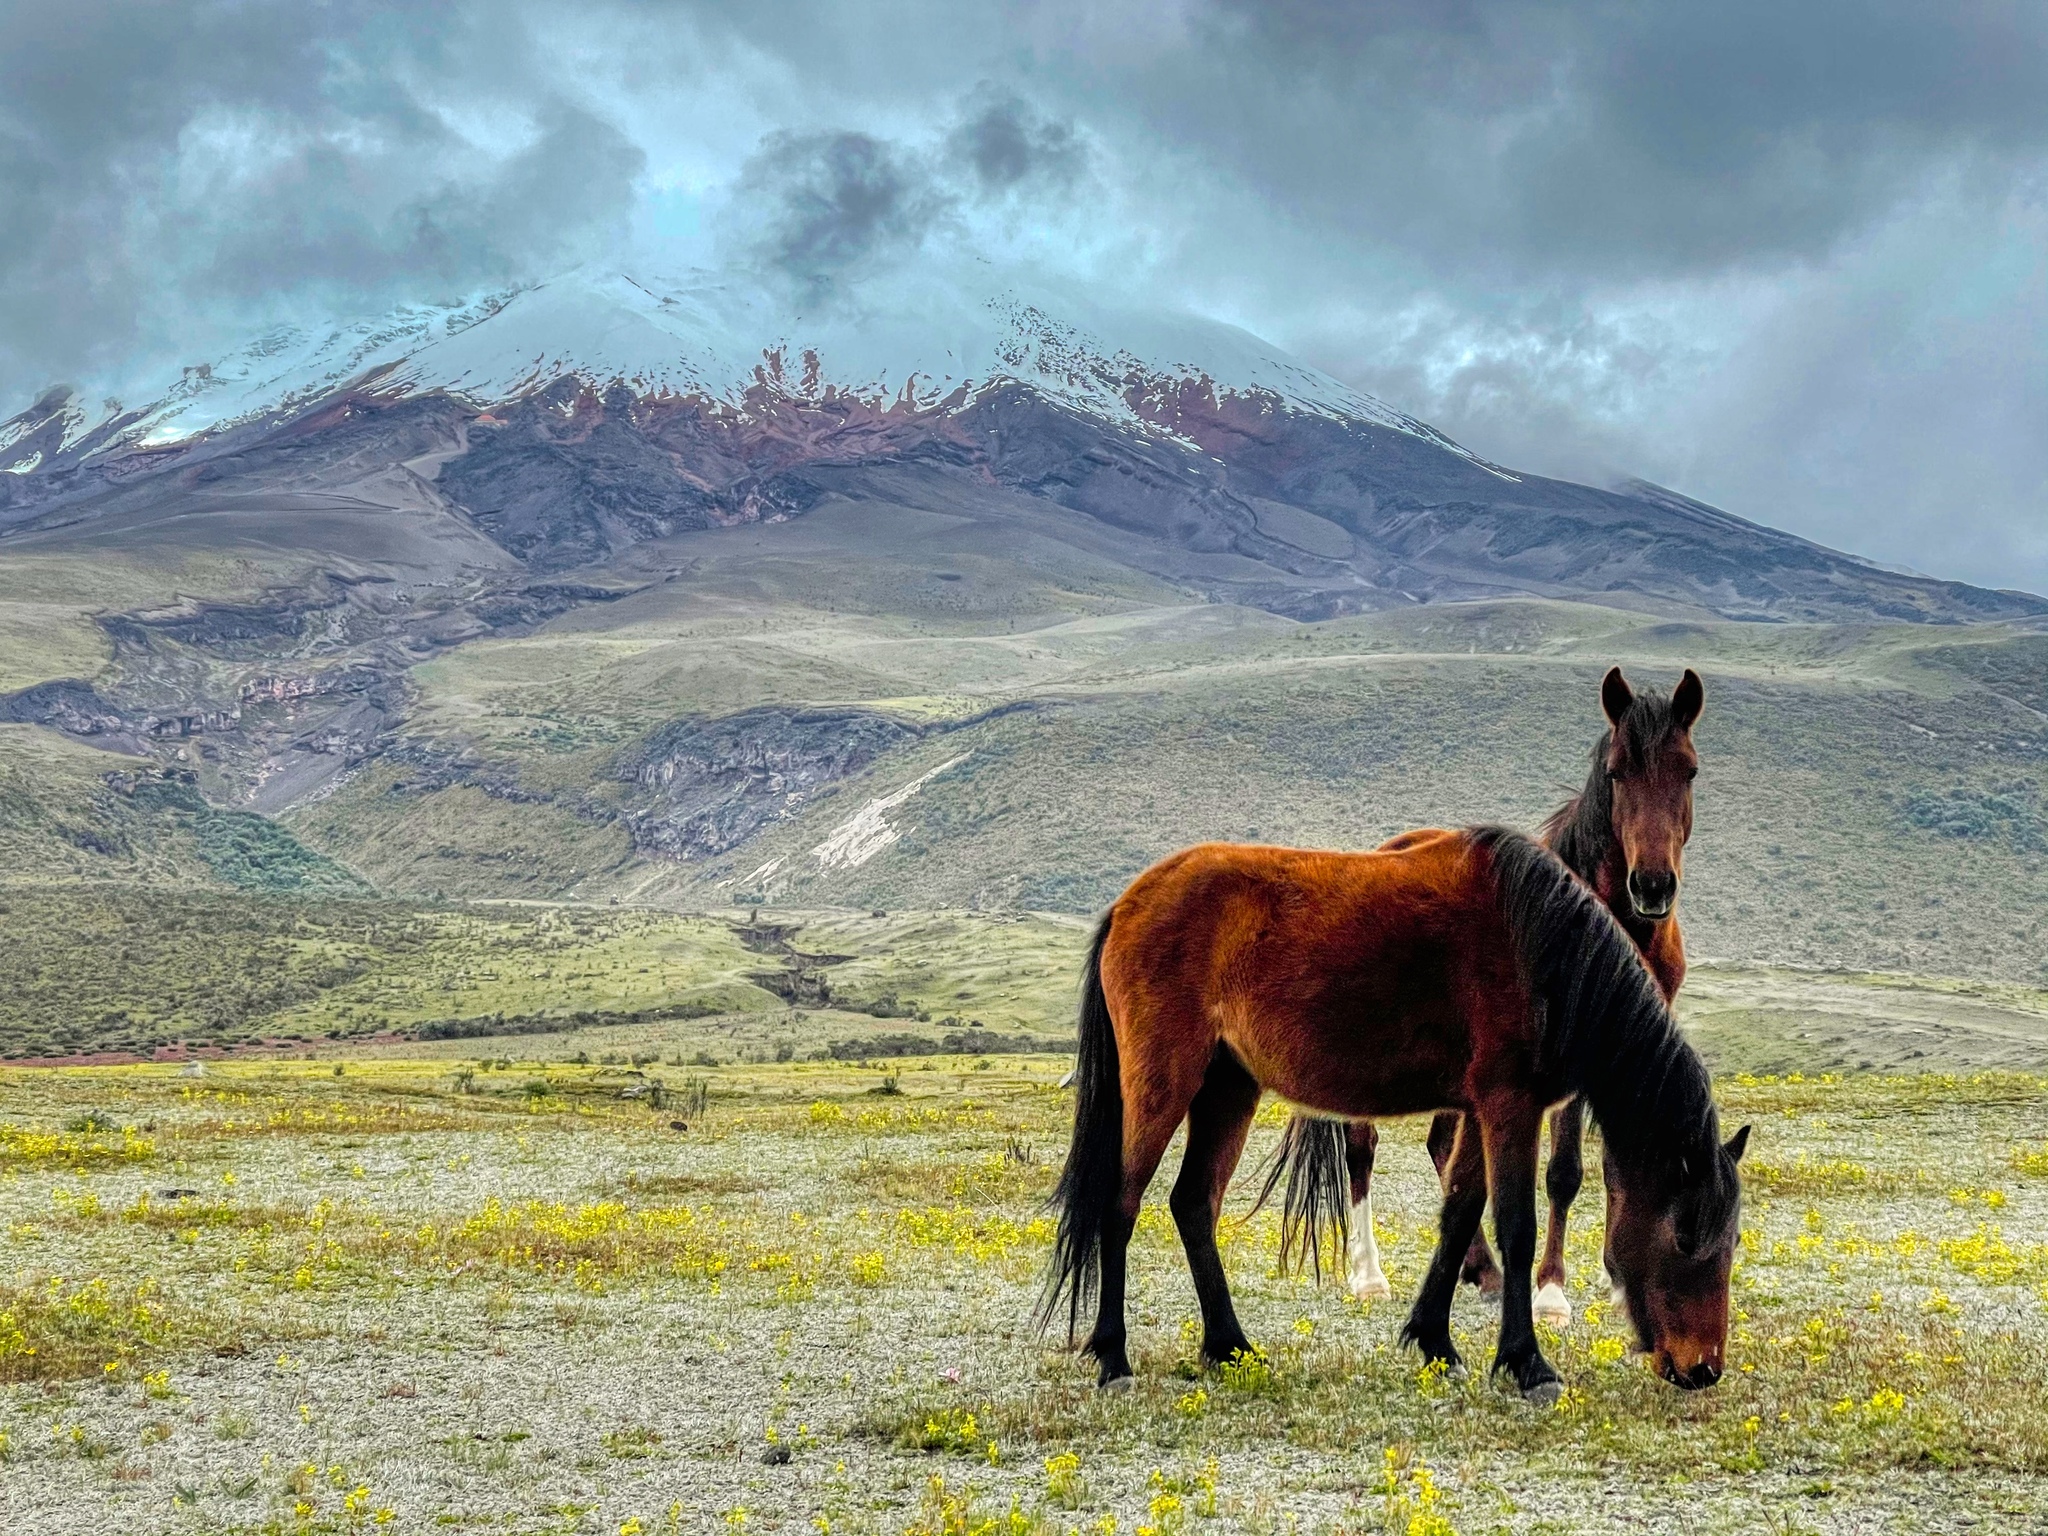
[
  {"xmin": 727, "ymin": 93, "xmax": 1089, "ymax": 294},
  {"xmin": 0, "ymin": 1, "xmax": 642, "ymax": 395},
  {"xmin": 2, "ymin": 0, "xmax": 2042, "ymax": 590},
  {"xmin": 948, "ymin": 88, "xmax": 1087, "ymax": 195},
  {"xmin": 732, "ymin": 130, "xmax": 952, "ymax": 292},
  {"xmin": 1160, "ymin": 0, "xmax": 2048, "ymax": 278}
]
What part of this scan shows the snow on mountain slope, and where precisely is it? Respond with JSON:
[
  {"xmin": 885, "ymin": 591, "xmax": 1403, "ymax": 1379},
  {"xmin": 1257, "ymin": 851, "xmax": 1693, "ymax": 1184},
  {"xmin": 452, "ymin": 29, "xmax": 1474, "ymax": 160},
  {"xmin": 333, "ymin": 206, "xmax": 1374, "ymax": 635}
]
[{"xmin": 4, "ymin": 264, "xmax": 1482, "ymax": 467}]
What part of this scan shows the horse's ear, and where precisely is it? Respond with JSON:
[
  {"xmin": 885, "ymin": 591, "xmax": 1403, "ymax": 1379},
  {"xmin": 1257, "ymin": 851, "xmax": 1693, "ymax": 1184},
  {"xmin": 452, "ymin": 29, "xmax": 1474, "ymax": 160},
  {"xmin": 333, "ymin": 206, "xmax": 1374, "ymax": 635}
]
[
  {"xmin": 1601, "ymin": 666, "xmax": 1634, "ymax": 726},
  {"xmin": 1724, "ymin": 1124, "xmax": 1750, "ymax": 1164},
  {"xmin": 1673, "ymin": 668, "xmax": 1704, "ymax": 730}
]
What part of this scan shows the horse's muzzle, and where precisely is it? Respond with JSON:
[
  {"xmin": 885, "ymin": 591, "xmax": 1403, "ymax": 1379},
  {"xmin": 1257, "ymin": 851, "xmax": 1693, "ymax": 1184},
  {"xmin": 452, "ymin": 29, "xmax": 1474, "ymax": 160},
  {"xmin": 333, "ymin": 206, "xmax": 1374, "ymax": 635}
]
[
  {"xmin": 1661, "ymin": 1358, "xmax": 1721, "ymax": 1391},
  {"xmin": 1627, "ymin": 868, "xmax": 1677, "ymax": 919}
]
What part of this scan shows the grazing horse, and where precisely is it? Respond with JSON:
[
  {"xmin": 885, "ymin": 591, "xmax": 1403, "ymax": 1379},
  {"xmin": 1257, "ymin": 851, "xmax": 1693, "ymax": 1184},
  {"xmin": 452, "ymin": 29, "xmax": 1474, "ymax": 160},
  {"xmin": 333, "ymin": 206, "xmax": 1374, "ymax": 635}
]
[
  {"xmin": 1273, "ymin": 666, "xmax": 1703, "ymax": 1324},
  {"xmin": 1038, "ymin": 825, "xmax": 1747, "ymax": 1402}
]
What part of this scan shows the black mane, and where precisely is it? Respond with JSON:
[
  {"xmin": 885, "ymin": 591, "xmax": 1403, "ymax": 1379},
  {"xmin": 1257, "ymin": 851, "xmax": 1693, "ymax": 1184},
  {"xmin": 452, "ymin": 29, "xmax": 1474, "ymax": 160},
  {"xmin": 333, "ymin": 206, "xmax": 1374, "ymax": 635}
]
[{"xmin": 1469, "ymin": 826, "xmax": 1733, "ymax": 1224}]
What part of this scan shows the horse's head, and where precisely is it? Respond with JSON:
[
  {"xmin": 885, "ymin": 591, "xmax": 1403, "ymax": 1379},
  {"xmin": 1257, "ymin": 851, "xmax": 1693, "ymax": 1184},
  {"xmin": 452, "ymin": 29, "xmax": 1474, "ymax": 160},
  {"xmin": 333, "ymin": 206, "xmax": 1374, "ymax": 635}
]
[
  {"xmin": 1600, "ymin": 666, "xmax": 1703, "ymax": 922},
  {"xmin": 1603, "ymin": 1123, "xmax": 1748, "ymax": 1389}
]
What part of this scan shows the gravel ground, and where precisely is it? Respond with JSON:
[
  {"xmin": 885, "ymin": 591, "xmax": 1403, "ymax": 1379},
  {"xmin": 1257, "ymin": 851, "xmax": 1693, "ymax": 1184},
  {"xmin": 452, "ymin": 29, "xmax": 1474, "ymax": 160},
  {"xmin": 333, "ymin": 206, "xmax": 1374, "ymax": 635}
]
[{"xmin": 2, "ymin": 1056, "xmax": 2045, "ymax": 1534}]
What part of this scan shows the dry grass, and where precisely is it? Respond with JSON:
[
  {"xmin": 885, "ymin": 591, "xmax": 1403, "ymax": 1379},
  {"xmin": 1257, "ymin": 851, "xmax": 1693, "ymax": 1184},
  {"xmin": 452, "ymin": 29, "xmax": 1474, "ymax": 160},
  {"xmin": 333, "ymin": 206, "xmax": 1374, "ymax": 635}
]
[{"xmin": 0, "ymin": 1275, "xmax": 184, "ymax": 1384}]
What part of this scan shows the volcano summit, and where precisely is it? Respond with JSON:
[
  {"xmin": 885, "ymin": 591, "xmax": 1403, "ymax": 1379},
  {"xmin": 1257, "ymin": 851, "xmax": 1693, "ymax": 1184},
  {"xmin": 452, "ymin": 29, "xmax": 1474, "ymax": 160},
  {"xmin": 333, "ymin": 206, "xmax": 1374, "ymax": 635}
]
[{"xmin": 6, "ymin": 265, "xmax": 2035, "ymax": 621}]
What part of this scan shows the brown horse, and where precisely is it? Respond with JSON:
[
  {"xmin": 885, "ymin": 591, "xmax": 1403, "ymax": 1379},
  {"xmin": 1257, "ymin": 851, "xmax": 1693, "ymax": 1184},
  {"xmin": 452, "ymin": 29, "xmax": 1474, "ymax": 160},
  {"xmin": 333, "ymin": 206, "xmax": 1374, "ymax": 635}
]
[
  {"xmin": 1038, "ymin": 825, "xmax": 1747, "ymax": 1402},
  {"xmin": 1273, "ymin": 667, "xmax": 1702, "ymax": 1323}
]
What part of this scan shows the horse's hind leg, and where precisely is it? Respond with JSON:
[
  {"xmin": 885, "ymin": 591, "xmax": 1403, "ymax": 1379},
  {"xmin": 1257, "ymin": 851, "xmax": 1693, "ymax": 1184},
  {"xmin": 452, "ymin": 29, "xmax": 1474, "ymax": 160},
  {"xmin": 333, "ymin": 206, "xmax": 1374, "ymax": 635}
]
[
  {"xmin": 1343, "ymin": 1121, "xmax": 1391, "ymax": 1300},
  {"xmin": 1427, "ymin": 1110, "xmax": 1502, "ymax": 1294},
  {"xmin": 1170, "ymin": 1045, "xmax": 1263, "ymax": 1366},
  {"xmin": 1400, "ymin": 1115, "xmax": 1488, "ymax": 1374},
  {"xmin": 1088, "ymin": 1037, "xmax": 1203, "ymax": 1388},
  {"xmin": 1533, "ymin": 1097, "xmax": 1585, "ymax": 1325}
]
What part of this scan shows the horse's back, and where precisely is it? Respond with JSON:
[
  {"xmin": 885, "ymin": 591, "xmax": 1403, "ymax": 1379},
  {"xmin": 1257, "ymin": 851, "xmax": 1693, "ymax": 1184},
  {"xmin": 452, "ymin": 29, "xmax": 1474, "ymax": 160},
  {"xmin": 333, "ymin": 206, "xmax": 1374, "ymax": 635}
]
[
  {"xmin": 1101, "ymin": 836, "xmax": 1501, "ymax": 1116},
  {"xmin": 1109, "ymin": 837, "xmax": 1471, "ymax": 948},
  {"xmin": 1375, "ymin": 826, "xmax": 1458, "ymax": 855}
]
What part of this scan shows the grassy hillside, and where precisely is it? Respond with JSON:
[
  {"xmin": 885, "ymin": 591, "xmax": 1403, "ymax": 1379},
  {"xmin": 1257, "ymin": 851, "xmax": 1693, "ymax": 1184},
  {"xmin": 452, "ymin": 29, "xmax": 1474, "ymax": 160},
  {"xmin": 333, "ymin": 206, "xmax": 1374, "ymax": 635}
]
[
  {"xmin": 0, "ymin": 544, "xmax": 359, "ymax": 693},
  {"xmin": 299, "ymin": 572, "xmax": 2045, "ymax": 982},
  {"xmin": 268, "ymin": 492, "xmax": 2048, "ymax": 980},
  {"xmin": 0, "ymin": 727, "xmax": 367, "ymax": 894},
  {"xmin": 3, "ymin": 480, "xmax": 2043, "ymax": 986}
]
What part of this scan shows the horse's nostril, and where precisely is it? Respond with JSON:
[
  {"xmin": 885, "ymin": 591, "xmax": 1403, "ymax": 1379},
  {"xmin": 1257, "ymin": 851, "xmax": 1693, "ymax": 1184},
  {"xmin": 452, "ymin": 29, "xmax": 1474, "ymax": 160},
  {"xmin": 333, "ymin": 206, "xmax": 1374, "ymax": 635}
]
[
  {"xmin": 1628, "ymin": 870, "xmax": 1676, "ymax": 908},
  {"xmin": 1684, "ymin": 1362, "xmax": 1720, "ymax": 1390}
]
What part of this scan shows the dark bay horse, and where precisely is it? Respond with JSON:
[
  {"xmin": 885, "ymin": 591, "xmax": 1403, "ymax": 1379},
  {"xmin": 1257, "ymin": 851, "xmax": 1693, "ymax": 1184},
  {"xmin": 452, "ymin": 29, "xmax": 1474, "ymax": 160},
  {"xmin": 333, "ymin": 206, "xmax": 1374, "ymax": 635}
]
[
  {"xmin": 1274, "ymin": 667, "xmax": 1702, "ymax": 1323},
  {"xmin": 1038, "ymin": 825, "xmax": 1747, "ymax": 1402}
]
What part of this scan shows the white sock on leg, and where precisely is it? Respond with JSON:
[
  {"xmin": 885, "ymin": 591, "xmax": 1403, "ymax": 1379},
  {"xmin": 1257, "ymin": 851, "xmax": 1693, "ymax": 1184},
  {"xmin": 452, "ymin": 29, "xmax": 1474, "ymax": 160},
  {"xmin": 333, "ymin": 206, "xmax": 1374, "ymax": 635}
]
[{"xmin": 1346, "ymin": 1192, "xmax": 1392, "ymax": 1300}]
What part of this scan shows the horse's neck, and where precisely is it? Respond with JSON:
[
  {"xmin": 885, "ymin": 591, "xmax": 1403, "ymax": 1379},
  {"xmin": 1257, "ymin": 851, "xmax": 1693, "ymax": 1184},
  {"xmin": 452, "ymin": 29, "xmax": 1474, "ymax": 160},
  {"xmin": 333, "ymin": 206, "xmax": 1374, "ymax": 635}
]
[
  {"xmin": 1543, "ymin": 790, "xmax": 1606, "ymax": 882},
  {"xmin": 1579, "ymin": 1011, "xmax": 1714, "ymax": 1169}
]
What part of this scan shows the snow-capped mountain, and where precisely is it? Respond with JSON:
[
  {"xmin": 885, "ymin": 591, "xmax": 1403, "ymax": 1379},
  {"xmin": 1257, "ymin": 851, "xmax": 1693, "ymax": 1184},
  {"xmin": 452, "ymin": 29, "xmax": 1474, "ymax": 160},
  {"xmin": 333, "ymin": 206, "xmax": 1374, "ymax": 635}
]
[
  {"xmin": 2, "ymin": 264, "xmax": 1480, "ymax": 470},
  {"xmin": 0, "ymin": 248, "xmax": 2040, "ymax": 862},
  {"xmin": 1, "ymin": 260, "xmax": 2037, "ymax": 628}
]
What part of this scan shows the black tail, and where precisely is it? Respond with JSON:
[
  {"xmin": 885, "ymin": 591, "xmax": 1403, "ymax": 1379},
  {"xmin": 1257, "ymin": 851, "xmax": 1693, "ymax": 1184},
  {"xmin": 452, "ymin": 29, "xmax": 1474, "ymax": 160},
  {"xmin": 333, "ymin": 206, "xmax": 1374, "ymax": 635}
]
[
  {"xmin": 1250, "ymin": 1114, "xmax": 1350, "ymax": 1280},
  {"xmin": 1036, "ymin": 912, "xmax": 1122, "ymax": 1343}
]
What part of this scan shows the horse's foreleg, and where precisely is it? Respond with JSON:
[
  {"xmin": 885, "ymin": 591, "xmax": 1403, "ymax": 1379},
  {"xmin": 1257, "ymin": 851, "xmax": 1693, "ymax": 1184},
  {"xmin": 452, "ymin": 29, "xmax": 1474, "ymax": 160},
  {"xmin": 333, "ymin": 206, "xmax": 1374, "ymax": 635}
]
[
  {"xmin": 1400, "ymin": 1116, "xmax": 1487, "ymax": 1374},
  {"xmin": 1534, "ymin": 1096, "xmax": 1585, "ymax": 1325},
  {"xmin": 1481, "ymin": 1105, "xmax": 1562, "ymax": 1404},
  {"xmin": 1343, "ymin": 1120, "xmax": 1391, "ymax": 1301},
  {"xmin": 1169, "ymin": 1046, "xmax": 1263, "ymax": 1367},
  {"xmin": 1427, "ymin": 1110, "xmax": 1502, "ymax": 1293}
]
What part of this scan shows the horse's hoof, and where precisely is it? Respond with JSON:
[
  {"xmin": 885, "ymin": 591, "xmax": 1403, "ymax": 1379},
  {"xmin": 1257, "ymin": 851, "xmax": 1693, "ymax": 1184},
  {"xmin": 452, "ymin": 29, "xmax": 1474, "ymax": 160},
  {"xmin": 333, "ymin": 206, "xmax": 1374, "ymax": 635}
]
[
  {"xmin": 1522, "ymin": 1378, "xmax": 1563, "ymax": 1408},
  {"xmin": 1203, "ymin": 1339, "xmax": 1257, "ymax": 1370},
  {"xmin": 1533, "ymin": 1283, "xmax": 1572, "ymax": 1326},
  {"xmin": 1099, "ymin": 1373, "xmax": 1135, "ymax": 1394},
  {"xmin": 1348, "ymin": 1270, "xmax": 1392, "ymax": 1301}
]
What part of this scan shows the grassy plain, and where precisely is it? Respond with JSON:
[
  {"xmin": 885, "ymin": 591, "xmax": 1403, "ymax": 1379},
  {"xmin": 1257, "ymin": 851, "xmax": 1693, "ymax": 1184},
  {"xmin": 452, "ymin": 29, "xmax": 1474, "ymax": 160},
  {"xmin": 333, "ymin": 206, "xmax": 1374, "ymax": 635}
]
[
  {"xmin": 10, "ymin": 882, "xmax": 2048, "ymax": 1077},
  {"xmin": 1, "ymin": 1045, "xmax": 2045, "ymax": 1535},
  {"xmin": 0, "ymin": 891, "xmax": 1091, "ymax": 1061}
]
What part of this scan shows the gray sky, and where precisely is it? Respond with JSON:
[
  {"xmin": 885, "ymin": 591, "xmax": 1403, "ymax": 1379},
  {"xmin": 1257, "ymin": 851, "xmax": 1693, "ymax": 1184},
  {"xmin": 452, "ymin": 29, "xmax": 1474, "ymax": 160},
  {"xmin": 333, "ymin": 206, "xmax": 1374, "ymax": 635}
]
[{"xmin": 4, "ymin": 1, "xmax": 2044, "ymax": 592}]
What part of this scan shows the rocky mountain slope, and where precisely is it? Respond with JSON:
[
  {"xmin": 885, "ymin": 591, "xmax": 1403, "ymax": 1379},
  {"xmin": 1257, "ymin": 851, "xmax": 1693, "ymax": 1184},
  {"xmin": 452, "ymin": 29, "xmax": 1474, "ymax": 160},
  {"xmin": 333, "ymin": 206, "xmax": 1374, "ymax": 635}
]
[{"xmin": 1, "ymin": 266, "xmax": 2042, "ymax": 984}]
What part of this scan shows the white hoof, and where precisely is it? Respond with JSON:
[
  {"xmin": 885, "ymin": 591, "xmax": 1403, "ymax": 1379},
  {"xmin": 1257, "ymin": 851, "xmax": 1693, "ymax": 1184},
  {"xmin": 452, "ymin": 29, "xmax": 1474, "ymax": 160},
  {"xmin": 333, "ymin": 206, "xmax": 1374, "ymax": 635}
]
[
  {"xmin": 1533, "ymin": 1283, "xmax": 1572, "ymax": 1326},
  {"xmin": 1099, "ymin": 1374, "xmax": 1134, "ymax": 1394},
  {"xmin": 1522, "ymin": 1378, "xmax": 1563, "ymax": 1408},
  {"xmin": 1348, "ymin": 1268, "xmax": 1392, "ymax": 1301}
]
